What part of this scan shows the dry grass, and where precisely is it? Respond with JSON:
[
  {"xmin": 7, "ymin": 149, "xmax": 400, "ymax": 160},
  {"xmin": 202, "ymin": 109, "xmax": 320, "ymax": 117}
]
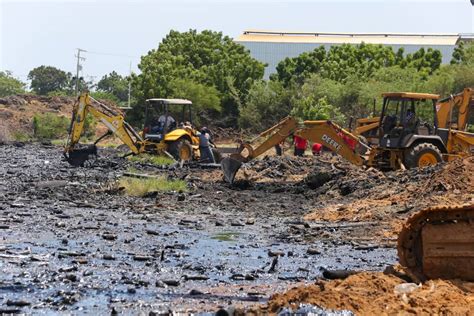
[{"xmin": 118, "ymin": 176, "xmax": 187, "ymax": 196}]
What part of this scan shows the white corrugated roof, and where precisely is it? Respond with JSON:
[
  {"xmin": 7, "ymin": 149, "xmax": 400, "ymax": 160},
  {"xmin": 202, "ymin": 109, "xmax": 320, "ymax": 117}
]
[
  {"xmin": 236, "ymin": 30, "xmax": 460, "ymax": 46},
  {"xmin": 146, "ymin": 98, "xmax": 192, "ymax": 105}
]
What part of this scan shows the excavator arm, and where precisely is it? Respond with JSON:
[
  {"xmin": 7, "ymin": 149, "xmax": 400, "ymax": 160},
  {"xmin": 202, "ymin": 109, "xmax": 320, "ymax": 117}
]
[
  {"xmin": 436, "ymin": 88, "xmax": 473, "ymax": 130},
  {"xmin": 296, "ymin": 120, "xmax": 366, "ymax": 166},
  {"xmin": 221, "ymin": 117, "xmax": 368, "ymax": 183},
  {"xmin": 64, "ymin": 92, "xmax": 143, "ymax": 166}
]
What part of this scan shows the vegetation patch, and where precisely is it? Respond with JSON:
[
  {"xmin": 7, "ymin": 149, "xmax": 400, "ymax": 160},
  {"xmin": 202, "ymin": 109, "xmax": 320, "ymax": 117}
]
[
  {"xmin": 211, "ymin": 232, "xmax": 241, "ymax": 242},
  {"xmin": 128, "ymin": 154, "xmax": 175, "ymax": 166},
  {"xmin": 33, "ymin": 113, "xmax": 69, "ymax": 140},
  {"xmin": 33, "ymin": 112, "xmax": 96, "ymax": 141},
  {"xmin": 12, "ymin": 131, "xmax": 32, "ymax": 142},
  {"xmin": 118, "ymin": 176, "xmax": 187, "ymax": 196}
]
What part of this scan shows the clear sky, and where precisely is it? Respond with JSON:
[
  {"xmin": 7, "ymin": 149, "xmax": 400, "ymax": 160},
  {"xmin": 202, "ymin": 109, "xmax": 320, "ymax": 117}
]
[{"xmin": 1, "ymin": 0, "xmax": 473, "ymax": 84}]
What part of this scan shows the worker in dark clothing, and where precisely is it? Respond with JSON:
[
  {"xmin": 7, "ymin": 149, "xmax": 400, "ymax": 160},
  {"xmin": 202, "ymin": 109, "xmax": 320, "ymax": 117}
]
[
  {"xmin": 275, "ymin": 141, "xmax": 283, "ymax": 156},
  {"xmin": 199, "ymin": 127, "xmax": 215, "ymax": 163}
]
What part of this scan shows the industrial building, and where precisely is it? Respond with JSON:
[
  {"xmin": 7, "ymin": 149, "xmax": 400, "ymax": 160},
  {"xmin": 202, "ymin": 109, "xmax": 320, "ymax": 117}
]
[{"xmin": 235, "ymin": 30, "xmax": 474, "ymax": 78}]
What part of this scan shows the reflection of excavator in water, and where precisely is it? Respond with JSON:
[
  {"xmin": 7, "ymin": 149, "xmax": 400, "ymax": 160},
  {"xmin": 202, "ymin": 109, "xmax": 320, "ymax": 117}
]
[
  {"xmin": 221, "ymin": 91, "xmax": 474, "ymax": 281},
  {"xmin": 64, "ymin": 92, "xmax": 218, "ymax": 166}
]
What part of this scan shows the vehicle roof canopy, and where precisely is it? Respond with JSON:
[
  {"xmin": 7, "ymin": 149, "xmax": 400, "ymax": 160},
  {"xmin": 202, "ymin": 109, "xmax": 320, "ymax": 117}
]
[
  {"xmin": 382, "ymin": 92, "xmax": 440, "ymax": 100},
  {"xmin": 146, "ymin": 98, "xmax": 193, "ymax": 105}
]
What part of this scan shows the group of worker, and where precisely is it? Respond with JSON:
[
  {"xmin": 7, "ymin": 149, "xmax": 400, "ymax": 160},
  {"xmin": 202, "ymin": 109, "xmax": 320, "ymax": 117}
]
[{"xmin": 275, "ymin": 135, "xmax": 323, "ymax": 157}]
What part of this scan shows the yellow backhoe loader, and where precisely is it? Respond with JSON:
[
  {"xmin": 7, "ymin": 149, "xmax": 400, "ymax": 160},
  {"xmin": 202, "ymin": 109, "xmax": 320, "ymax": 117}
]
[
  {"xmin": 351, "ymin": 87, "xmax": 474, "ymax": 142},
  {"xmin": 64, "ymin": 92, "xmax": 209, "ymax": 166},
  {"xmin": 222, "ymin": 91, "xmax": 474, "ymax": 183}
]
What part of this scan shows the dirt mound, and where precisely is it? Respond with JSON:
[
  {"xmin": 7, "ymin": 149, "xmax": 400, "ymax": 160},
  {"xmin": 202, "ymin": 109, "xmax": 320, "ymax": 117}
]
[
  {"xmin": 300, "ymin": 157, "xmax": 474, "ymax": 242},
  {"xmin": 266, "ymin": 272, "xmax": 474, "ymax": 315},
  {"xmin": 241, "ymin": 155, "xmax": 314, "ymax": 182},
  {"xmin": 423, "ymin": 156, "xmax": 474, "ymax": 194},
  {"xmin": 0, "ymin": 94, "xmax": 75, "ymax": 136},
  {"xmin": 304, "ymin": 156, "xmax": 474, "ymax": 224}
]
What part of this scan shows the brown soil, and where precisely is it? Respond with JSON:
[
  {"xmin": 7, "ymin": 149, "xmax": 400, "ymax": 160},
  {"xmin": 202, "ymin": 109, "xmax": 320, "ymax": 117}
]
[
  {"xmin": 265, "ymin": 272, "xmax": 474, "ymax": 315},
  {"xmin": 0, "ymin": 95, "xmax": 75, "ymax": 135},
  {"xmin": 302, "ymin": 156, "xmax": 474, "ymax": 242},
  {"xmin": 250, "ymin": 157, "xmax": 474, "ymax": 315},
  {"xmin": 0, "ymin": 94, "xmax": 127, "ymax": 142}
]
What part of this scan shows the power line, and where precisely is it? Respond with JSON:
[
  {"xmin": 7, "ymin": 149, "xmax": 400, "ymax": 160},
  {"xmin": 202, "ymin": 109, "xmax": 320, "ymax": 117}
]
[{"xmin": 85, "ymin": 50, "xmax": 140, "ymax": 59}]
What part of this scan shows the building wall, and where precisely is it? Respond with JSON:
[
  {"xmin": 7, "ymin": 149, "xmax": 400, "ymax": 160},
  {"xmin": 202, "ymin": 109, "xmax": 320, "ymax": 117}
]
[{"xmin": 237, "ymin": 41, "xmax": 456, "ymax": 79}]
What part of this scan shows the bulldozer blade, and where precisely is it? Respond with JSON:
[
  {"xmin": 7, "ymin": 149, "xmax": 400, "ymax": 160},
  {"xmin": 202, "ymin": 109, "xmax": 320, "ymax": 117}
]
[
  {"xmin": 65, "ymin": 145, "xmax": 97, "ymax": 167},
  {"xmin": 221, "ymin": 157, "xmax": 243, "ymax": 184}
]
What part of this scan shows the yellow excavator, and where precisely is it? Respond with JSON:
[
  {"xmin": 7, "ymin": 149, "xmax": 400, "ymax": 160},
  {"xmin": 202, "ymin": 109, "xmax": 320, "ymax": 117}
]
[
  {"xmin": 64, "ymin": 92, "xmax": 208, "ymax": 166},
  {"xmin": 351, "ymin": 87, "xmax": 474, "ymax": 144},
  {"xmin": 222, "ymin": 91, "xmax": 474, "ymax": 183}
]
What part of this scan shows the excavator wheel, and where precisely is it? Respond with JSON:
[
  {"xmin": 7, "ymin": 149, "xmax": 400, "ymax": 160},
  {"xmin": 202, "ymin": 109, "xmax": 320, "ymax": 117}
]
[
  {"xmin": 404, "ymin": 143, "xmax": 442, "ymax": 169},
  {"xmin": 398, "ymin": 204, "xmax": 474, "ymax": 282},
  {"xmin": 168, "ymin": 138, "xmax": 193, "ymax": 161}
]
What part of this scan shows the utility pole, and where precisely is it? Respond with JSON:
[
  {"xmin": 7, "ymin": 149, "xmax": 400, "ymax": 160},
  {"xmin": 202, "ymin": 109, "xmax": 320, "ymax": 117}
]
[
  {"xmin": 75, "ymin": 48, "xmax": 87, "ymax": 96},
  {"xmin": 128, "ymin": 61, "xmax": 132, "ymax": 108}
]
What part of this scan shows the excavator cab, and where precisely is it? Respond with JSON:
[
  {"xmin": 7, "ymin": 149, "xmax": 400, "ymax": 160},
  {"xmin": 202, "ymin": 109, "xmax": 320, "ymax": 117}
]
[
  {"xmin": 144, "ymin": 98, "xmax": 193, "ymax": 141},
  {"xmin": 379, "ymin": 93, "xmax": 439, "ymax": 148},
  {"xmin": 376, "ymin": 93, "xmax": 449, "ymax": 168},
  {"xmin": 143, "ymin": 98, "xmax": 200, "ymax": 161}
]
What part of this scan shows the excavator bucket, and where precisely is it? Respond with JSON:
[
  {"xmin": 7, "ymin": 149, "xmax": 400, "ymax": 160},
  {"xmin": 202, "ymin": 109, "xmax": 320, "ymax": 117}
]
[
  {"xmin": 64, "ymin": 145, "xmax": 97, "ymax": 167},
  {"xmin": 221, "ymin": 155, "xmax": 244, "ymax": 184}
]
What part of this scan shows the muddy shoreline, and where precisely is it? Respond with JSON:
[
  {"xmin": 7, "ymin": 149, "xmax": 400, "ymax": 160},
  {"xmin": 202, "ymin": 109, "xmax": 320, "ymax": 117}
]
[{"xmin": 0, "ymin": 143, "xmax": 404, "ymax": 314}]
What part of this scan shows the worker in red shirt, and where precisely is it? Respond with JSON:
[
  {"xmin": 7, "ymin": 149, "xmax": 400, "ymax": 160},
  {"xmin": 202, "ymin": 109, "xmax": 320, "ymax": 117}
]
[
  {"xmin": 293, "ymin": 135, "xmax": 307, "ymax": 156},
  {"xmin": 312, "ymin": 143, "xmax": 322, "ymax": 155}
]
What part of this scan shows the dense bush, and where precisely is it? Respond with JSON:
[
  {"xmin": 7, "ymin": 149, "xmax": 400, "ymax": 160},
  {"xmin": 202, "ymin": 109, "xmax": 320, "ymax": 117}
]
[
  {"xmin": 33, "ymin": 113, "xmax": 70, "ymax": 140},
  {"xmin": 239, "ymin": 80, "xmax": 293, "ymax": 131},
  {"xmin": 33, "ymin": 113, "xmax": 96, "ymax": 140}
]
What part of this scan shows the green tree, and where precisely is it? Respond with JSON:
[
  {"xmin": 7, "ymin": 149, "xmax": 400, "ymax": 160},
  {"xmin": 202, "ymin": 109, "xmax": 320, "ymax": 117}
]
[
  {"xmin": 0, "ymin": 71, "xmax": 25, "ymax": 97},
  {"xmin": 405, "ymin": 48, "xmax": 442, "ymax": 76},
  {"xmin": 272, "ymin": 43, "xmax": 442, "ymax": 86},
  {"xmin": 358, "ymin": 66, "xmax": 425, "ymax": 115},
  {"xmin": 133, "ymin": 29, "xmax": 265, "ymax": 126},
  {"xmin": 97, "ymin": 71, "xmax": 129, "ymax": 102},
  {"xmin": 271, "ymin": 46, "xmax": 327, "ymax": 86},
  {"xmin": 451, "ymin": 42, "xmax": 474, "ymax": 65},
  {"xmin": 28, "ymin": 65, "xmax": 69, "ymax": 95},
  {"xmin": 169, "ymin": 79, "xmax": 221, "ymax": 125},
  {"xmin": 423, "ymin": 65, "xmax": 455, "ymax": 96},
  {"xmin": 239, "ymin": 80, "xmax": 293, "ymax": 131},
  {"xmin": 291, "ymin": 96, "xmax": 345, "ymax": 124}
]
